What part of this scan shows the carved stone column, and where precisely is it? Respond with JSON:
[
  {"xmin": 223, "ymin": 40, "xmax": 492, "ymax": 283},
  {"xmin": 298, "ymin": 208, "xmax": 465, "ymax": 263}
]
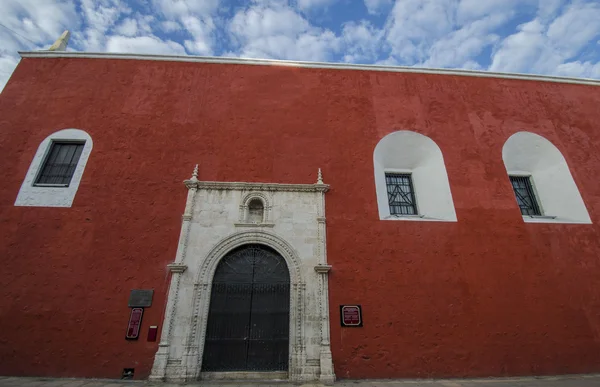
[
  {"xmin": 182, "ymin": 308, "xmax": 201, "ymax": 382},
  {"xmin": 149, "ymin": 165, "xmax": 197, "ymax": 381},
  {"xmin": 314, "ymin": 169, "xmax": 335, "ymax": 385}
]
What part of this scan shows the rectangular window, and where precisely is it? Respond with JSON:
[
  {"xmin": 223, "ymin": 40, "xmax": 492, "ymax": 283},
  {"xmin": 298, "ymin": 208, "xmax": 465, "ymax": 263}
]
[
  {"xmin": 35, "ymin": 142, "xmax": 85, "ymax": 186},
  {"xmin": 509, "ymin": 175, "xmax": 541, "ymax": 216},
  {"xmin": 385, "ymin": 173, "xmax": 417, "ymax": 215}
]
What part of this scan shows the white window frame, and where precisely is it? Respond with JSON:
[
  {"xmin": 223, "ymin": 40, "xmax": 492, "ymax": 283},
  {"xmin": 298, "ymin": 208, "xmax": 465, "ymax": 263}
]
[
  {"xmin": 374, "ymin": 131, "xmax": 457, "ymax": 222},
  {"xmin": 502, "ymin": 131, "xmax": 591, "ymax": 224},
  {"xmin": 15, "ymin": 129, "xmax": 93, "ymax": 208}
]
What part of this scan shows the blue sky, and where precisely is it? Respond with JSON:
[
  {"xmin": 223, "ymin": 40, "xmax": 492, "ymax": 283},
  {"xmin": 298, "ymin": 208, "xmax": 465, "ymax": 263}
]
[{"xmin": 1, "ymin": 0, "xmax": 600, "ymax": 91}]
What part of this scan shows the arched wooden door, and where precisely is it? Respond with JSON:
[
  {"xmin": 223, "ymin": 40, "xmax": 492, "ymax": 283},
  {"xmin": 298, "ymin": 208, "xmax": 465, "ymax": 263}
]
[{"xmin": 202, "ymin": 244, "xmax": 290, "ymax": 372}]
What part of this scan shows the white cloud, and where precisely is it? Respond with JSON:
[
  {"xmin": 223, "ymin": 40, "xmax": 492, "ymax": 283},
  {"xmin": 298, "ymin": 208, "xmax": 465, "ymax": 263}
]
[
  {"xmin": 152, "ymin": 0, "xmax": 220, "ymax": 19},
  {"xmin": 424, "ymin": 13, "xmax": 508, "ymax": 68},
  {"xmin": 106, "ymin": 35, "xmax": 187, "ymax": 55},
  {"xmin": 381, "ymin": 0, "xmax": 519, "ymax": 68},
  {"xmin": 364, "ymin": 0, "xmax": 392, "ymax": 15},
  {"xmin": 228, "ymin": 3, "xmax": 340, "ymax": 61},
  {"xmin": 182, "ymin": 15, "xmax": 215, "ymax": 55},
  {"xmin": 151, "ymin": 0, "xmax": 220, "ymax": 59},
  {"xmin": 297, "ymin": 0, "xmax": 337, "ymax": 11},
  {"xmin": 461, "ymin": 60, "xmax": 483, "ymax": 70},
  {"xmin": 230, "ymin": 6, "xmax": 309, "ymax": 41},
  {"xmin": 0, "ymin": 0, "xmax": 78, "ymax": 44},
  {"xmin": 251, "ymin": 0, "xmax": 289, "ymax": 5},
  {"xmin": 76, "ymin": 0, "xmax": 129, "ymax": 51},
  {"xmin": 457, "ymin": 0, "xmax": 531, "ymax": 23},
  {"xmin": 115, "ymin": 18, "xmax": 138, "ymax": 36},
  {"xmin": 341, "ymin": 21, "xmax": 383, "ymax": 63},
  {"xmin": 0, "ymin": 55, "xmax": 19, "ymax": 92},
  {"xmin": 537, "ymin": 0, "xmax": 566, "ymax": 20},
  {"xmin": 546, "ymin": 1, "xmax": 600, "ymax": 58},
  {"xmin": 489, "ymin": 1, "xmax": 600, "ymax": 76},
  {"xmin": 161, "ymin": 20, "xmax": 181, "ymax": 32},
  {"xmin": 385, "ymin": 0, "xmax": 456, "ymax": 63},
  {"xmin": 489, "ymin": 19, "xmax": 550, "ymax": 73},
  {"xmin": 293, "ymin": 30, "xmax": 339, "ymax": 61},
  {"xmin": 135, "ymin": 15, "xmax": 156, "ymax": 35},
  {"xmin": 0, "ymin": 0, "xmax": 77, "ymax": 92},
  {"xmin": 555, "ymin": 60, "xmax": 600, "ymax": 78},
  {"xmin": 80, "ymin": 0, "xmax": 127, "ymax": 32}
]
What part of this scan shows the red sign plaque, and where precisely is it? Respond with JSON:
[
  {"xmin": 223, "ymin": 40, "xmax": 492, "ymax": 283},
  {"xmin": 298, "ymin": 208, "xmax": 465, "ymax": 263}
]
[
  {"xmin": 340, "ymin": 305, "xmax": 362, "ymax": 327},
  {"xmin": 126, "ymin": 307, "xmax": 144, "ymax": 340},
  {"xmin": 147, "ymin": 325, "xmax": 158, "ymax": 342}
]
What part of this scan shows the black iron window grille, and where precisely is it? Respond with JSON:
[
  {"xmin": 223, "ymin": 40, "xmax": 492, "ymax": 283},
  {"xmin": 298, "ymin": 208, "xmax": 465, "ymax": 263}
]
[
  {"xmin": 509, "ymin": 175, "xmax": 541, "ymax": 216},
  {"xmin": 386, "ymin": 173, "xmax": 417, "ymax": 215},
  {"xmin": 35, "ymin": 142, "xmax": 85, "ymax": 186}
]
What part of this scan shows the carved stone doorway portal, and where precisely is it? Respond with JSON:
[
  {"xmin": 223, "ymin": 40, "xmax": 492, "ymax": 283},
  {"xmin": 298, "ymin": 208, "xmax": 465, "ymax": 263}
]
[{"xmin": 150, "ymin": 167, "xmax": 335, "ymax": 385}]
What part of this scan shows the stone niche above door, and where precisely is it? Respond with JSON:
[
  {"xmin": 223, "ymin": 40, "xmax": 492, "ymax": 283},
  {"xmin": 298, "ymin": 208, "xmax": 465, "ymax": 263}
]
[{"xmin": 150, "ymin": 167, "xmax": 335, "ymax": 385}]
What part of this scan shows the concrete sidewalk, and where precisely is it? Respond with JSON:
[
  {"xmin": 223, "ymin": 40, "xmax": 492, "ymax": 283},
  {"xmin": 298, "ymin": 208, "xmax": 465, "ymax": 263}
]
[{"xmin": 2, "ymin": 375, "xmax": 600, "ymax": 387}]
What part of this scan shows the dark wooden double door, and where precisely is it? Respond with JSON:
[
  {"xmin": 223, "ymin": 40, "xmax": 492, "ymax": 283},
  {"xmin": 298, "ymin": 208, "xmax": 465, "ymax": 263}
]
[{"xmin": 202, "ymin": 244, "xmax": 290, "ymax": 372}]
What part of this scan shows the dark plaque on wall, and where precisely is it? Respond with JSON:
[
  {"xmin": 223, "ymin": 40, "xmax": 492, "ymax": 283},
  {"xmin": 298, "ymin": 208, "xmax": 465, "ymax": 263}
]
[
  {"xmin": 128, "ymin": 289, "xmax": 154, "ymax": 307},
  {"xmin": 340, "ymin": 305, "xmax": 362, "ymax": 327}
]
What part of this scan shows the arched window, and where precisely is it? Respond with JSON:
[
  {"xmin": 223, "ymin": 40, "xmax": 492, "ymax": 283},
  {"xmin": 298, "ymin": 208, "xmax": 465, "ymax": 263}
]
[
  {"xmin": 502, "ymin": 131, "xmax": 591, "ymax": 223},
  {"xmin": 236, "ymin": 192, "xmax": 273, "ymax": 227},
  {"xmin": 373, "ymin": 130, "xmax": 457, "ymax": 221},
  {"xmin": 247, "ymin": 198, "xmax": 265, "ymax": 223},
  {"xmin": 15, "ymin": 129, "xmax": 93, "ymax": 207}
]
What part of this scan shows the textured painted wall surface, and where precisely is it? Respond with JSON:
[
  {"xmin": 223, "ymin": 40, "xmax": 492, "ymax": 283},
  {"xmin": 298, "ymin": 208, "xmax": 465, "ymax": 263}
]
[{"xmin": 1, "ymin": 58, "xmax": 600, "ymax": 380}]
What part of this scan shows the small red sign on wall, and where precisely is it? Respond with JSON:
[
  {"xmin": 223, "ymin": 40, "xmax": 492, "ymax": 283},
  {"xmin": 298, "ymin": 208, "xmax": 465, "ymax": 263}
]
[
  {"xmin": 340, "ymin": 305, "xmax": 362, "ymax": 327},
  {"xmin": 147, "ymin": 325, "xmax": 158, "ymax": 342},
  {"xmin": 126, "ymin": 307, "xmax": 144, "ymax": 340}
]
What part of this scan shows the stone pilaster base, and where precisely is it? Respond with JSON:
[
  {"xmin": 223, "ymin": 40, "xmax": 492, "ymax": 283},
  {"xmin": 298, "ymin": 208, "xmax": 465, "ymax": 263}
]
[{"xmin": 319, "ymin": 347, "xmax": 335, "ymax": 385}]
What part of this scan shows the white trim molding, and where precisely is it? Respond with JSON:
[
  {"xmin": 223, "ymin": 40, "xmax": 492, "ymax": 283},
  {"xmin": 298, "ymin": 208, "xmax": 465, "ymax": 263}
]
[
  {"xmin": 18, "ymin": 51, "xmax": 600, "ymax": 87},
  {"xmin": 14, "ymin": 128, "xmax": 93, "ymax": 207},
  {"xmin": 373, "ymin": 130, "xmax": 457, "ymax": 222},
  {"xmin": 502, "ymin": 131, "xmax": 591, "ymax": 224},
  {"xmin": 151, "ymin": 170, "xmax": 334, "ymax": 384},
  {"xmin": 184, "ymin": 180, "xmax": 329, "ymax": 193}
]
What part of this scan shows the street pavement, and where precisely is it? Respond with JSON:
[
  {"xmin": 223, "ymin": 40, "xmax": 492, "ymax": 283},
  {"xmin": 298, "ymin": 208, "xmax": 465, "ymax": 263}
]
[{"xmin": 1, "ymin": 375, "xmax": 600, "ymax": 387}]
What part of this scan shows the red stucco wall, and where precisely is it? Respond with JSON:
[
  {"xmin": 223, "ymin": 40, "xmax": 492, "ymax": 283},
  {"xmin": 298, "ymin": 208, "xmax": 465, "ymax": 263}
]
[{"xmin": 1, "ymin": 57, "xmax": 600, "ymax": 380}]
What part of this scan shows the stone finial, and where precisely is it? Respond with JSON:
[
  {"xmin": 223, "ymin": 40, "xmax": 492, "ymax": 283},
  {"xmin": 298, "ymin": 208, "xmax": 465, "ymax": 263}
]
[
  {"xmin": 317, "ymin": 168, "xmax": 324, "ymax": 184},
  {"xmin": 48, "ymin": 30, "xmax": 71, "ymax": 51},
  {"xmin": 191, "ymin": 164, "xmax": 199, "ymax": 181}
]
